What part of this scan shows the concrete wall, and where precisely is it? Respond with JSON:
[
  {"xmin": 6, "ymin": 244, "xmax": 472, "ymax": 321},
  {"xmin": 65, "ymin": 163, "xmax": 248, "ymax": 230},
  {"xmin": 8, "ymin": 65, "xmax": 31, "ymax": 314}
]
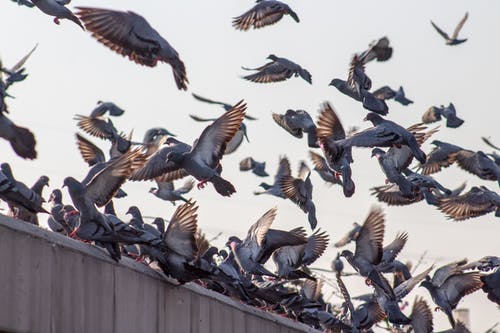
[{"xmin": 0, "ymin": 215, "xmax": 320, "ymax": 333}]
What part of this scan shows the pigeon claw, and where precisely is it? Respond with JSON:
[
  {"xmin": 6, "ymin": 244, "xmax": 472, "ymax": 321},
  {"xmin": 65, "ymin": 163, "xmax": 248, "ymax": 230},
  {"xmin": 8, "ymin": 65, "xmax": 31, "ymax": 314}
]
[
  {"xmin": 54, "ymin": 17, "xmax": 61, "ymax": 25},
  {"xmin": 197, "ymin": 180, "xmax": 208, "ymax": 190},
  {"xmin": 365, "ymin": 278, "xmax": 373, "ymax": 286}
]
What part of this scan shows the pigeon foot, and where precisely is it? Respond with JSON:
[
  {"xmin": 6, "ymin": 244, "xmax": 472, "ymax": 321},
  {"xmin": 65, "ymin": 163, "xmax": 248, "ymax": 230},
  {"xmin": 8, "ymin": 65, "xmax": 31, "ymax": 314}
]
[
  {"xmin": 54, "ymin": 17, "xmax": 60, "ymax": 25},
  {"xmin": 197, "ymin": 180, "xmax": 208, "ymax": 189}
]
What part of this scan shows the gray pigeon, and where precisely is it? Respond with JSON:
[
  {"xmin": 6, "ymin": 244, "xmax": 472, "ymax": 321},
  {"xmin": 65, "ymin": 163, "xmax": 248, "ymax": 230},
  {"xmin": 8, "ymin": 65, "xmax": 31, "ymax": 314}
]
[
  {"xmin": 431, "ymin": 12, "xmax": 469, "ymax": 46},
  {"xmin": 239, "ymin": 157, "xmax": 269, "ymax": 177},
  {"xmin": 420, "ymin": 260, "xmax": 482, "ymax": 328},
  {"xmin": 192, "ymin": 93, "xmax": 257, "ymax": 120},
  {"xmin": 233, "ymin": 0, "xmax": 299, "ymax": 30},
  {"xmin": 152, "ymin": 101, "xmax": 246, "ymax": 196},
  {"xmin": 316, "ymin": 102, "xmax": 355, "ymax": 197},
  {"xmin": 242, "ymin": 55, "xmax": 311, "ymax": 84},
  {"xmin": 422, "ymin": 103, "xmax": 464, "ymax": 128},
  {"xmin": 372, "ymin": 86, "xmax": 413, "ymax": 105},
  {"xmin": 372, "ymin": 148, "xmax": 415, "ymax": 197},
  {"xmin": 409, "ymin": 297, "xmax": 434, "ymax": 333},
  {"xmin": 334, "ymin": 222, "xmax": 361, "ymax": 248},
  {"xmin": 482, "ymin": 270, "xmax": 500, "ymax": 305},
  {"xmin": 272, "ymin": 228, "xmax": 328, "ymax": 280},
  {"xmin": 371, "ymin": 183, "xmax": 425, "ymax": 206},
  {"xmin": 0, "ymin": 111, "xmax": 37, "ymax": 159},
  {"xmin": 31, "ymin": 0, "xmax": 84, "ymax": 29},
  {"xmin": 279, "ymin": 162, "xmax": 318, "ymax": 229},
  {"xmin": 308, "ymin": 151, "xmax": 342, "ymax": 187},
  {"xmin": 254, "ymin": 155, "xmax": 291, "ymax": 198},
  {"xmin": 450, "ymin": 149, "xmax": 500, "ymax": 182},
  {"xmin": 402, "ymin": 169, "xmax": 452, "ymax": 195},
  {"xmin": 47, "ymin": 189, "xmax": 72, "ymax": 234},
  {"xmin": 341, "ymin": 113, "xmax": 427, "ymax": 164},
  {"xmin": 358, "ymin": 36, "xmax": 393, "ymax": 63},
  {"xmin": 76, "ymin": 7, "xmax": 188, "ymax": 90},
  {"xmin": 141, "ymin": 128, "xmax": 175, "ymax": 157},
  {"xmin": 89, "ymin": 101, "xmax": 125, "ymax": 117},
  {"xmin": 149, "ymin": 179, "xmax": 194, "ymax": 205},
  {"xmin": 272, "ymin": 109, "xmax": 318, "ymax": 148},
  {"xmin": 438, "ymin": 186, "xmax": 500, "ymax": 221},
  {"xmin": 417, "ymin": 140, "xmax": 462, "ymax": 175},
  {"xmin": 10, "ymin": 0, "xmax": 35, "ymax": 7}
]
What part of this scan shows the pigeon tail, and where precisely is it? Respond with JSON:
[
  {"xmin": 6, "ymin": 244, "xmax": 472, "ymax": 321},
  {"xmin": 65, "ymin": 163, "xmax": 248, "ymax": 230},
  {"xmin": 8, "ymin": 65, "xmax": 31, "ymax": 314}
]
[
  {"xmin": 211, "ymin": 176, "xmax": 236, "ymax": 197},
  {"xmin": 170, "ymin": 57, "xmax": 188, "ymax": 91},
  {"xmin": 446, "ymin": 116, "xmax": 464, "ymax": 128},
  {"xmin": 10, "ymin": 124, "xmax": 37, "ymax": 159}
]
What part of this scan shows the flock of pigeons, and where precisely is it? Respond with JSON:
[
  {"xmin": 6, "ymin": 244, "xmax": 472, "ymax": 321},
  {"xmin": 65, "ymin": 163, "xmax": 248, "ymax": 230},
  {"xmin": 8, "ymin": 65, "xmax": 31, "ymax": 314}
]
[{"xmin": 1, "ymin": 0, "xmax": 499, "ymax": 332}]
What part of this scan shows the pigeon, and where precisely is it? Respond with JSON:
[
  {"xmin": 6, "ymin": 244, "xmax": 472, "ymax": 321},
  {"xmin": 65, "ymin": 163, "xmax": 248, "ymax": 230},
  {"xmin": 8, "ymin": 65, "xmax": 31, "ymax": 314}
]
[
  {"xmin": 371, "ymin": 148, "xmax": 416, "ymax": 197},
  {"xmin": 191, "ymin": 93, "xmax": 257, "ymax": 120},
  {"xmin": 334, "ymin": 222, "xmax": 361, "ymax": 248},
  {"xmin": 140, "ymin": 127, "xmax": 175, "ymax": 157},
  {"xmin": 232, "ymin": 0, "xmax": 299, "ymax": 31},
  {"xmin": 409, "ymin": 297, "xmax": 434, "ymax": 333},
  {"xmin": 420, "ymin": 261, "xmax": 483, "ymax": 328},
  {"xmin": 0, "ymin": 44, "xmax": 37, "ymax": 90},
  {"xmin": 149, "ymin": 179, "xmax": 195, "ymax": 205},
  {"xmin": 272, "ymin": 229, "xmax": 329, "ymax": 280},
  {"xmin": 229, "ymin": 207, "xmax": 307, "ymax": 277},
  {"xmin": 438, "ymin": 186, "xmax": 500, "ymax": 221},
  {"xmin": 0, "ymin": 110, "xmax": 37, "ymax": 159},
  {"xmin": 371, "ymin": 183, "xmax": 425, "ymax": 206},
  {"xmin": 482, "ymin": 137, "xmax": 500, "ymax": 151},
  {"xmin": 31, "ymin": 0, "xmax": 84, "ymax": 29},
  {"xmin": 239, "ymin": 157, "xmax": 269, "ymax": 177},
  {"xmin": 10, "ymin": 0, "xmax": 35, "ymax": 8},
  {"xmin": 422, "ymin": 103, "xmax": 464, "ymax": 128},
  {"xmin": 358, "ymin": 36, "xmax": 393, "ymax": 63},
  {"xmin": 481, "ymin": 270, "xmax": 500, "ymax": 305},
  {"xmin": 449, "ymin": 149, "xmax": 500, "ymax": 182},
  {"xmin": 76, "ymin": 7, "xmax": 188, "ymax": 90},
  {"xmin": 242, "ymin": 55, "xmax": 311, "ymax": 84},
  {"xmin": 89, "ymin": 101, "xmax": 125, "ymax": 118},
  {"xmin": 254, "ymin": 155, "xmax": 291, "ymax": 198},
  {"xmin": 279, "ymin": 161, "xmax": 318, "ymax": 229},
  {"xmin": 431, "ymin": 12, "xmax": 469, "ymax": 46},
  {"xmin": 46, "ymin": 189, "xmax": 73, "ymax": 234},
  {"xmin": 139, "ymin": 101, "xmax": 246, "ymax": 196},
  {"xmin": 417, "ymin": 140, "xmax": 462, "ymax": 175},
  {"xmin": 372, "ymin": 86, "xmax": 413, "ymax": 105},
  {"xmin": 402, "ymin": 169, "xmax": 452, "ymax": 195},
  {"xmin": 308, "ymin": 151, "xmax": 342, "ymax": 187},
  {"xmin": 340, "ymin": 206, "xmax": 395, "ymax": 297},
  {"xmin": 315, "ymin": 102, "xmax": 355, "ymax": 197},
  {"xmin": 341, "ymin": 113, "xmax": 427, "ymax": 164},
  {"xmin": 272, "ymin": 109, "xmax": 318, "ymax": 148},
  {"xmin": 189, "ymin": 114, "xmax": 249, "ymax": 155}
]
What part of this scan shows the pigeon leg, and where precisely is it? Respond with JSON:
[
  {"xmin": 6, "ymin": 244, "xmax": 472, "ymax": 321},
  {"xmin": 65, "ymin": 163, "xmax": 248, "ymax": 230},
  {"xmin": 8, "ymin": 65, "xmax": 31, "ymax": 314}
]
[
  {"xmin": 434, "ymin": 307, "xmax": 442, "ymax": 312},
  {"xmin": 197, "ymin": 180, "xmax": 208, "ymax": 190},
  {"xmin": 53, "ymin": 17, "xmax": 60, "ymax": 25},
  {"xmin": 334, "ymin": 171, "xmax": 341, "ymax": 180},
  {"xmin": 68, "ymin": 227, "xmax": 80, "ymax": 239},
  {"xmin": 365, "ymin": 278, "xmax": 373, "ymax": 286}
]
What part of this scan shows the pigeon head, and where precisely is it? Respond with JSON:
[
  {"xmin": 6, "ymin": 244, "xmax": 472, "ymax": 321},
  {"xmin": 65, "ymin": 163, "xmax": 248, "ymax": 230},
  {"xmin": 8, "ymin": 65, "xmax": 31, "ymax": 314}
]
[
  {"xmin": 363, "ymin": 112, "xmax": 384, "ymax": 125},
  {"xmin": 329, "ymin": 78, "xmax": 343, "ymax": 88},
  {"xmin": 371, "ymin": 148, "xmax": 385, "ymax": 158},
  {"xmin": 339, "ymin": 249, "xmax": 354, "ymax": 261},
  {"xmin": 152, "ymin": 217, "xmax": 165, "ymax": 234},
  {"xmin": 62, "ymin": 177, "xmax": 84, "ymax": 193},
  {"xmin": 38, "ymin": 175, "xmax": 50, "ymax": 187},
  {"xmin": 258, "ymin": 182, "xmax": 272, "ymax": 190},
  {"xmin": 126, "ymin": 206, "xmax": 141, "ymax": 217},
  {"xmin": 267, "ymin": 54, "xmax": 278, "ymax": 61},
  {"xmin": 49, "ymin": 189, "xmax": 62, "ymax": 204}
]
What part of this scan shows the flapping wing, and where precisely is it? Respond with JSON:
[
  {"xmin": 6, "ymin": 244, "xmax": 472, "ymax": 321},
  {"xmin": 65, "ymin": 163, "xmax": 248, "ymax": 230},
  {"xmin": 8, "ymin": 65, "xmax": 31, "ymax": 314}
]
[
  {"xmin": 441, "ymin": 272, "xmax": 482, "ymax": 308},
  {"xmin": 316, "ymin": 102, "xmax": 346, "ymax": 143},
  {"xmin": 342, "ymin": 126, "xmax": 395, "ymax": 148},
  {"xmin": 395, "ymin": 266, "xmax": 433, "ymax": 300},
  {"xmin": 382, "ymin": 232, "xmax": 408, "ymax": 263},
  {"xmin": 439, "ymin": 188, "xmax": 497, "ymax": 221},
  {"xmin": 272, "ymin": 112, "xmax": 303, "ymax": 138},
  {"xmin": 274, "ymin": 156, "xmax": 291, "ymax": 183},
  {"xmin": 74, "ymin": 114, "xmax": 116, "ymax": 139},
  {"xmin": 233, "ymin": 2, "xmax": 287, "ymax": 30},
  {"xmin": 422, "ymin": 106, "xmax": 442, "ymax": 124},
  {"xmin": 75, "ymin": 133, "xmax": 105, "ymax": 166},
  {"xmin": 372, "ymin": 86, "xmax": 395, "ymax": 100},
  {"xmin": 410, "ymin": 297, "xmax": 434, "ymax": 333},
  {"xmin": 191, "ymin": 100, "xmax": 246, "ymax": 168},
  {"xmin": 355, "ymin": 206, "xmax": 385, "ymax": 264},
  {"xmin": 239, "ymin": 157, "xmax": 254, "ymax": 171},
  {"xmin": 371, "ymin": 184, "xmax": 423, "ymax": 206},
  {"xmin": 247, "ymin": 207, "xmax": 277, "ymax": 247},
  {"xmin": 431, "ymin": 259, "xmax": 468, "ymax": 287},
  {"xmin": 164, "ymin": 200, "xmax": 198, "ymax": 260},
  {"xmin": 191, "ymin": 93, "xmax": 231, "ymax": 110},
  {"xmin": 451, "ymin": 12, "xmax": 469, "ymax": 40},
  {"xmin": 430, "ymin": 21, "xmax": 450, "ymax": 40},
  {"xmin": 130, "ymin": 145, "xmax": 186, "ymax": 181},
  {"xmin": 175, "ymin": 179, "xmax": 195, "ymax": 194},
  {"xmin": 243, "ymin": 62, "xmax": 292, "ymax": 83},
  {"xmin": 302, "ymin": 229, "xmax": 329, "ymax": 265}
]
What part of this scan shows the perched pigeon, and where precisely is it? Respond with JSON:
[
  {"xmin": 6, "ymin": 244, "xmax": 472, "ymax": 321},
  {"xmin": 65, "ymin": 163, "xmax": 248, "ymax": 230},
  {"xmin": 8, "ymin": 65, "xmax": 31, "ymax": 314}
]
[
  {"xmin": 230, "ymin": 207, "xmax": 307, "ymax": 277},
  {"xmin": 31, "ymin": 0, "xmax": 84, "ymax": 29},
  {"xmin": 438, "ymin": 186, "xmax": 500, "ymax": 221},
  {"xmin": 315, "ymin": 102, "xmax": 355, "ymax": 197},
  {"xmin": 76, "ymin": 7, "xmax": 188, "ymax": 90},
  {"xmin": 450, "ymin": 149, "xmax": 500, "ymax": 182},
  {"xmin": 279, "ymin": 162, "xmax": 317, "ymax": 229},
  {"xmin": 341, "ymin": 113, "xmax": 427, "ymax": 164},
  {"xmin": 417, "ymin": 140, "xmax": 462, "ymax": 175},
  {"xmin": 149, "ymin": 179, "xmax": 194, "ymax": 205},
  {"xmin": 272, "ymin": 109, "xmax": 318, "ymax": 148},
  {"xmin": 372, "ymin": 86, "xmax": 413, "ymax": 105},
  {"xmin": 242, "ymin": 55, "xmax": 311, "ymax": 84},
  {"xmin": 420, "ymin": 260, "xmax": 482, "ymax": 328},
  {"xmin": 422, "ymin": 103, "xmax": 464, "ymax": 128},
  {"xmin": 254, "ymin": 155, "xmax": 291, "ymax": 198},
  {"xmin": 239, "ymin": 157, "xmax": 269, "ymax": 177},
  {"xmin": 232, "ymin": 0, "xmax": 299, "ymax": 31},
  {"xmin": 272, "ymin": 229, "xmax": 329, "ymax": 280},
  {"xmin": 431, "ymin": 12, "xmax": 469, "ymax": 46}
]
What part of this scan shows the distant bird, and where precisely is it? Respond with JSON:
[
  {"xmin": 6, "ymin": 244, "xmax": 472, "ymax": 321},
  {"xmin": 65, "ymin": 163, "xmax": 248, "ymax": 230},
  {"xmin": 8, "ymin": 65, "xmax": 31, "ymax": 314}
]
[
  {"xmin": 149, "ymin": 179, "xmax": 194, "ymax": 205},
  {"xmin": 420, "ymin": 260, "xmax": 482, "ymax": 328},
  {"xmin": 254, "ymin": 155, "xmax": 291, "ymax": 198},
  {"xmin": 358, "ymin": 36, "xmax": 393, "ymax": 63},
  {"xmin": 76, "ymin": 7, "xmax": 188, "ymax": 90},
  {"xmin": 239, "ymin": 157, "xmax": 269, "ymax": 177},
  {"xmin": 417, "ymin": 140, "xmax": 462, "ymax": 175},
  {"xmin": 372, "ymin": 86, "xmax": 413, "ymax": 105},
  {"xmin": 334, "ymin": 222, "xmax": 361, "ymax": 248},
  {"xmin": 422, "ymin": 103, "xmax": 464, "ymax": 128},
  {"xmin": 279, "ymin": 161, "xmax": 318, "ymax": 229},
  {"xmin": 0, "ymin": 107, "xmax": 37, "ymax": 159},
  {"xmin": 31, "ymin": 0, "xmax": 84, "ymax": 29},
  {"xmin": 242, "ymin": 55, "xmax": 311, "ymax": 84},
  {"xmin": 315, "ymin": 102, "xmax": 355, "ymax": 197},
  {"xmin": 272, "ymin": 109, "xmax": 318, "ymax": 148},
  {"xmin": 438, "ymin": 186, "xmax": 500, "ymax": 221},
  {"xmin": 230, "ymin": 207, "xmax": 307, "ymax": 277},
  {"xmin": 191, "ymin": 93, "xmax": 257, "ymax": 120},
  {"xmin": 232, "ymin": 0, "xmax": 299, "ymax": 31},
  {"xmin": 272, "ymin": 229, "xmax": 329, "ymax": 280},
  {"xmin": 308, "ymin": 151, "xmax": 342, "ymax": 187},
  {"xmin": 133, "ymin": 101, "xmax": 246, "ymax": 196},
  {"xmin": 431, "ymin": 12, "xmax": 469, "ymax": 46},
  {"xmin": 341, "ymin": 113, "xmax": 427, "ymax": 164},
  {"xmin": 449, "ymin": 149, "xmax": 500, "ymax": 182},
  {"xmin": 89, "ymin": 101, "xmax": 125, "ymax": 117}
]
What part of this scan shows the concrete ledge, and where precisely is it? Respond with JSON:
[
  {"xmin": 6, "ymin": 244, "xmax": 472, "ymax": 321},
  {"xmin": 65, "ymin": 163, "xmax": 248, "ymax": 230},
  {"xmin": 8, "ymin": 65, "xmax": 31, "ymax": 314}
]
[{"xmin": 0, "ymin": 215, "xmax": 320, "ymax": 333}]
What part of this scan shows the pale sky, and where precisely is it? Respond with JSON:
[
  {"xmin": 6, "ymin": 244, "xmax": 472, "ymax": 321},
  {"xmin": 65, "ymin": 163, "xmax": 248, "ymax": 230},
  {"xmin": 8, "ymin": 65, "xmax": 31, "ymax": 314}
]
[{"xmin": 1, "ymin": 0, "xmax": 499, "ymax": 330}]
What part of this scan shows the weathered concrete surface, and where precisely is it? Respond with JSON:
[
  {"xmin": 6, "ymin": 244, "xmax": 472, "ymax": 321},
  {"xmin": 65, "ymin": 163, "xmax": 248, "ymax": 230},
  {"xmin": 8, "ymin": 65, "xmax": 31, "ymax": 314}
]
[{"xmin": 0, "ymin": 215, "xmax": 320, "ymax": 333}]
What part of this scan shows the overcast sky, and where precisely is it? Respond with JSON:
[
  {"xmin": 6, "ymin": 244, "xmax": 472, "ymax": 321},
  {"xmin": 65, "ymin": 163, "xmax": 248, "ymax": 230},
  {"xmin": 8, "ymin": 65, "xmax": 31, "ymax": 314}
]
[{"xmin": 1, "ymin": 0, "xmax": 499, "ymax": 330}]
